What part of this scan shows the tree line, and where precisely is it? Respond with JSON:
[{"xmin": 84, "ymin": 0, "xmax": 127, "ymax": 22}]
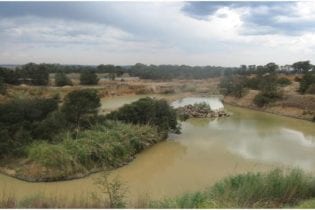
[
  {"xmin": 219, "ymin": 61, "xmax": 315, "ymax": 108},
  {"xmin": 0, "ymin": 61, "xmax": 314, "ymax": 91}
]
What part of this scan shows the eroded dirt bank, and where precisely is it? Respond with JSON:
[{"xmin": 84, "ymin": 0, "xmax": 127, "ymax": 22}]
[{"xmin": 223, "ymin": 87, "xmax": 315, "ymax": 122}]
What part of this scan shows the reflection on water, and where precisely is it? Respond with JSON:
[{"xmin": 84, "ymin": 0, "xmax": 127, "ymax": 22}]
[{"xmin": 0, "ymin": 96, "xmax": 315, "ymax": 204}]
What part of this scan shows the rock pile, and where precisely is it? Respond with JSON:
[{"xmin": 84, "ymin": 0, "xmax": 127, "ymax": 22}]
[{"xmin": 176, "ymin": 104, "xmax": 229, "ymax": 120}]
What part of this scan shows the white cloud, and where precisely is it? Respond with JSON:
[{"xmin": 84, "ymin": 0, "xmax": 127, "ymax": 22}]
[{"xmin": 0, "ymin": 2, "xmax": 315, "ymax": 66}]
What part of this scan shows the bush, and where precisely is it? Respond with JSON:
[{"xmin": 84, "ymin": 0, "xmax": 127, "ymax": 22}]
[
  {"xmin": 61, "ymin": 89, "xmax": 101, "ymax": 128},
  {"xmin": 219, "ymin": 76, "xmax": 245, "ymax": 98},
  {"xmin": 0, "ymin": 77, "xmax": 6, "ymax": 95},
  {"xmin": 254, "ymin": 93, "xmax": 274, "ymax": 107},
  {"xmin": 80, "ymin": 71, "xmax": 99, "ymax": 85},
  {"xmin": 0, "ymin": 97, "xmax": 59, "ymax": 156},
  {"xmin": 32, "ymin": 111, "xmax": 68, "ymax": 141},
  {"xmin": 55, "ymin": 72, "xmax": 72, "ymax": 86},
  {"xmin": 306, "ymin": 84, "xmax": 315, "ymax": 94},
  {"xmin": 277, "ymin": 77, "xmax": 291, "ymax": 86},
  {"xmin": 106, "ymin": 97, "xmax": 179, "ymax": 135},
  {"xmin": 299, "ymin": 73, "xmax": 315, "ymax": 93},
  {"xmin": 244, "ymin": 77, "xmax": 260, "ymax": 90}
]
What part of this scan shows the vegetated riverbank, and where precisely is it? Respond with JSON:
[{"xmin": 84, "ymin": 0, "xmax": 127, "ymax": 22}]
[
  {"xmin": 223, "ymin": 89, "xmax": 315, "ymax": 122},
  {"xmin": 0, "ymin": 122, "xmax": 162, "ymax": 182},
  {"xmin": 0, "ymin": 90, "xmax": 179, "ymax": 182},
  {"xmin": 1, "ymin": 169, "xmax": 315, "ymax": 208}
]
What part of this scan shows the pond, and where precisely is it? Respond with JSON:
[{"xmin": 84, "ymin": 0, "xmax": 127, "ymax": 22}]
[{"xmin": 1, "ymin": 95, "xmax": 315, "ymax": 205}]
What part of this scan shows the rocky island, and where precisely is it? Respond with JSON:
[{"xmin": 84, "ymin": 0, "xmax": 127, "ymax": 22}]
[{"xmin": 176, "ymin": 102, "xmax": 230, "ymax": 121}]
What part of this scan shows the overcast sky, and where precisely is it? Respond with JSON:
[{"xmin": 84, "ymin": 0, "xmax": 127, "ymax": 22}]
[{"xmin": 1, "ymin": 1, "xmax": 315, "ymax": 66}]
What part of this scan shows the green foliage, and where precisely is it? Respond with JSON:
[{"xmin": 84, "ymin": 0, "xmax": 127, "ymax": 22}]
[
  {"xmin": 252, "ymin": 74, "xmax": 282, "ymax": 107},
  {"xmin": 96, "ymin": 173, "xmax": 127, "ymax": 208},
  {"xmin": 152, "ymin": 169, "xmax": 315, "ymax": 208},
  {"xmin": 54, "ymin": 72, "xmax": 72, "ymax": 86},
  {"xmin": 297, "ymin": 198, "xmax": 315, "ymax": 208},
  {"xmin": 31, "ymin": 111, "xmax": 68, "ymax": 141},
  {"xmin": 27, "ymin": 122, "xmax": 160, "ymax": 174},
  {"xmin": 293, "ymin": 60, "xmax": 312, "ymax": 72},
  {"xmin": 21, "ymin": 63, "xmax": 49, "ymax": 86},
  {"xmin": 80, "ymin": 71, "xmax": 99, "ymax": 85},
  {"xmin": 0, "ymin": 97, "xmax": 59, "ymax": 156},
  {"xmin": 106, "ymin": 97, "xmax": 179, "ymax": 135},
  {"xmin": 130, "ymin": 63, "xmax": 233, "ymax": 80},
  {"xmin": 244, "ymin": 77, "xmax": 260, "ymax": 90},
  {"xmin": 299, "ymin": 73, "xmax": 315, "ymax": 94},
  {"xmin": 277, "ymin": 77, "xmax": 292, "ymax": 86},
  {"xmin": 0, "ymin": 77, "xmax": 6, "ymax": 95},
  {"xmin": 265, "ymin": 62, "xmax": 278, "ymax": 72},
  {"xmin": 61, "ymin": 89, "xmax": 101, "ymax": 127},
  {"xmin": 219, "ymin": 76, "xmax": 245, "ymax": 98},
  {"xmin": 192, "ymin": 102, "xmax": 211, "ymax": 111},
  {"xmin": 0, "ymin": 67, "xmax": 20, "ymax": 85},
  {"xmin": 254, "ymin": 93, "xmax": 272, "ymax": 107}
]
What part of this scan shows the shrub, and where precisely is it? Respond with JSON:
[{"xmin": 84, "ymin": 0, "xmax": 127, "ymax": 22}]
[
  {"xmin": 244, "ymin": 77, "xmax": 260, "ymax": 90},
  {"xmin": 219, "ymin": 76, "xmax": 245, "ymax": 98},
  {"xmin": 106, "ymin": 97, "xmax": 179, "ymax": 135},
  {"xmin": 80, "ymin": 71, "xmax": 99, "ymax": 85},
  {"xmin": 32, "ymin": 111, "xmax": 68, "ymax": 141},
  {"xmin": 306, "ymin": 84, "xmax": 315, "ymax": 94},
  {"xmin": 55, "ymin": 72, "xmax": 72, "ymax": 86},
  {"xmin": 0, "ymin": 77, "xmax": 6, "ymax": 95},
  {"xmin": 0, "ymin": 97, "xmax": 59, "ymax": 156},
  {"xmin": 299, "ymin": 73, "xmax": 315, "ymax": 93},
  {"xmin": 152, "ymin": 169, "xmax": 315, "ymax": 208},
  {"xmin": 61, "ymin": 89, "xmax": 101, "ymax": 128},
  {"xmin": 277, "ymin": 77, "xmax": 292, "ymax": 86},
  {"xmin": 254, "ymin": 93, "xmax": 273, "ymax": 107}
]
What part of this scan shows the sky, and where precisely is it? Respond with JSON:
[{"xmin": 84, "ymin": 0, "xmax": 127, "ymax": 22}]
[{"xmin": 0, "ymin": 1, "xmax": 315, "ymax": 66}]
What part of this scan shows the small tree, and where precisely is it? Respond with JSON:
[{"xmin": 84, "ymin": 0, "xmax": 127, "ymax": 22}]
[
  {"xmin": 95, "ymin": 173, "xmax": 127, "ymax": 208},
  {"xmin": 55, "ymin": 72, "xmax": 72, "ymax": 86},
  {"xmin": 219, "ymin": 76, "xmax": 245, "ymax": 98},
  {"xmin": 61, "ymin": 89, "xmax": 101, "ymax": 130},
  {"xmin": 80, "ymin": 71, "xmax": 99, "ymax": 85},
  {"xmin": 299, "ymin": 73, "xmax": 315, "ymax": 94}
]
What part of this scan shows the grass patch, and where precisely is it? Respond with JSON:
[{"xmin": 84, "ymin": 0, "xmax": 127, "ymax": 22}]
[
  {"xmin": 151, "ymin": 169, "xmax": 315, "ymax": 208},
  {"xmin": 26, "ymin": 121, "xmax": 161, "ymax": 177}
]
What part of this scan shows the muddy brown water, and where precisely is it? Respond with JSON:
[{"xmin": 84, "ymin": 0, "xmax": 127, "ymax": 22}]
[{"xmin": 1, "ymin": 95, "xmax": 315, "ymax": 205}]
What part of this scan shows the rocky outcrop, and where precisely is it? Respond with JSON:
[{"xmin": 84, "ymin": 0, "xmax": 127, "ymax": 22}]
[{"xmin": 176, "ymin": 103, "xmax": 229, "ymax": 120}]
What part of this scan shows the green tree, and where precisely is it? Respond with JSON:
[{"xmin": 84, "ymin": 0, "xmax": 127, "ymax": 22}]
[
  {"xmin": 299, "ymin": 72, "xmax": 315, "ymax": 93},
  {"xmin": 293, "ymin": 61, "xmax": 312, "ymax": 72},
  {"xmin": 219, "ymin": 76, "xmax": 245, "ymax": 98},
  {"xmin": 55, "ymin": 72, "xmax": 72, "ymax": 86},
  {"xmin": 80, "ymin": 71, "xmax": 99, "ymax": 85},
  {"xmin": 265, "ymin": 62, "xmax": 278, "ymax": 72},
  {"xmin": 61, "ymin": 89, "xmax": 101, "ymax": 129}
]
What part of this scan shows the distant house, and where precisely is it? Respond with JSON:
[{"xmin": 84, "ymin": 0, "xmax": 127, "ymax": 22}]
[{"xmin": 280, "ymin": 65, "xmax": 294, "ymax": 72}]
